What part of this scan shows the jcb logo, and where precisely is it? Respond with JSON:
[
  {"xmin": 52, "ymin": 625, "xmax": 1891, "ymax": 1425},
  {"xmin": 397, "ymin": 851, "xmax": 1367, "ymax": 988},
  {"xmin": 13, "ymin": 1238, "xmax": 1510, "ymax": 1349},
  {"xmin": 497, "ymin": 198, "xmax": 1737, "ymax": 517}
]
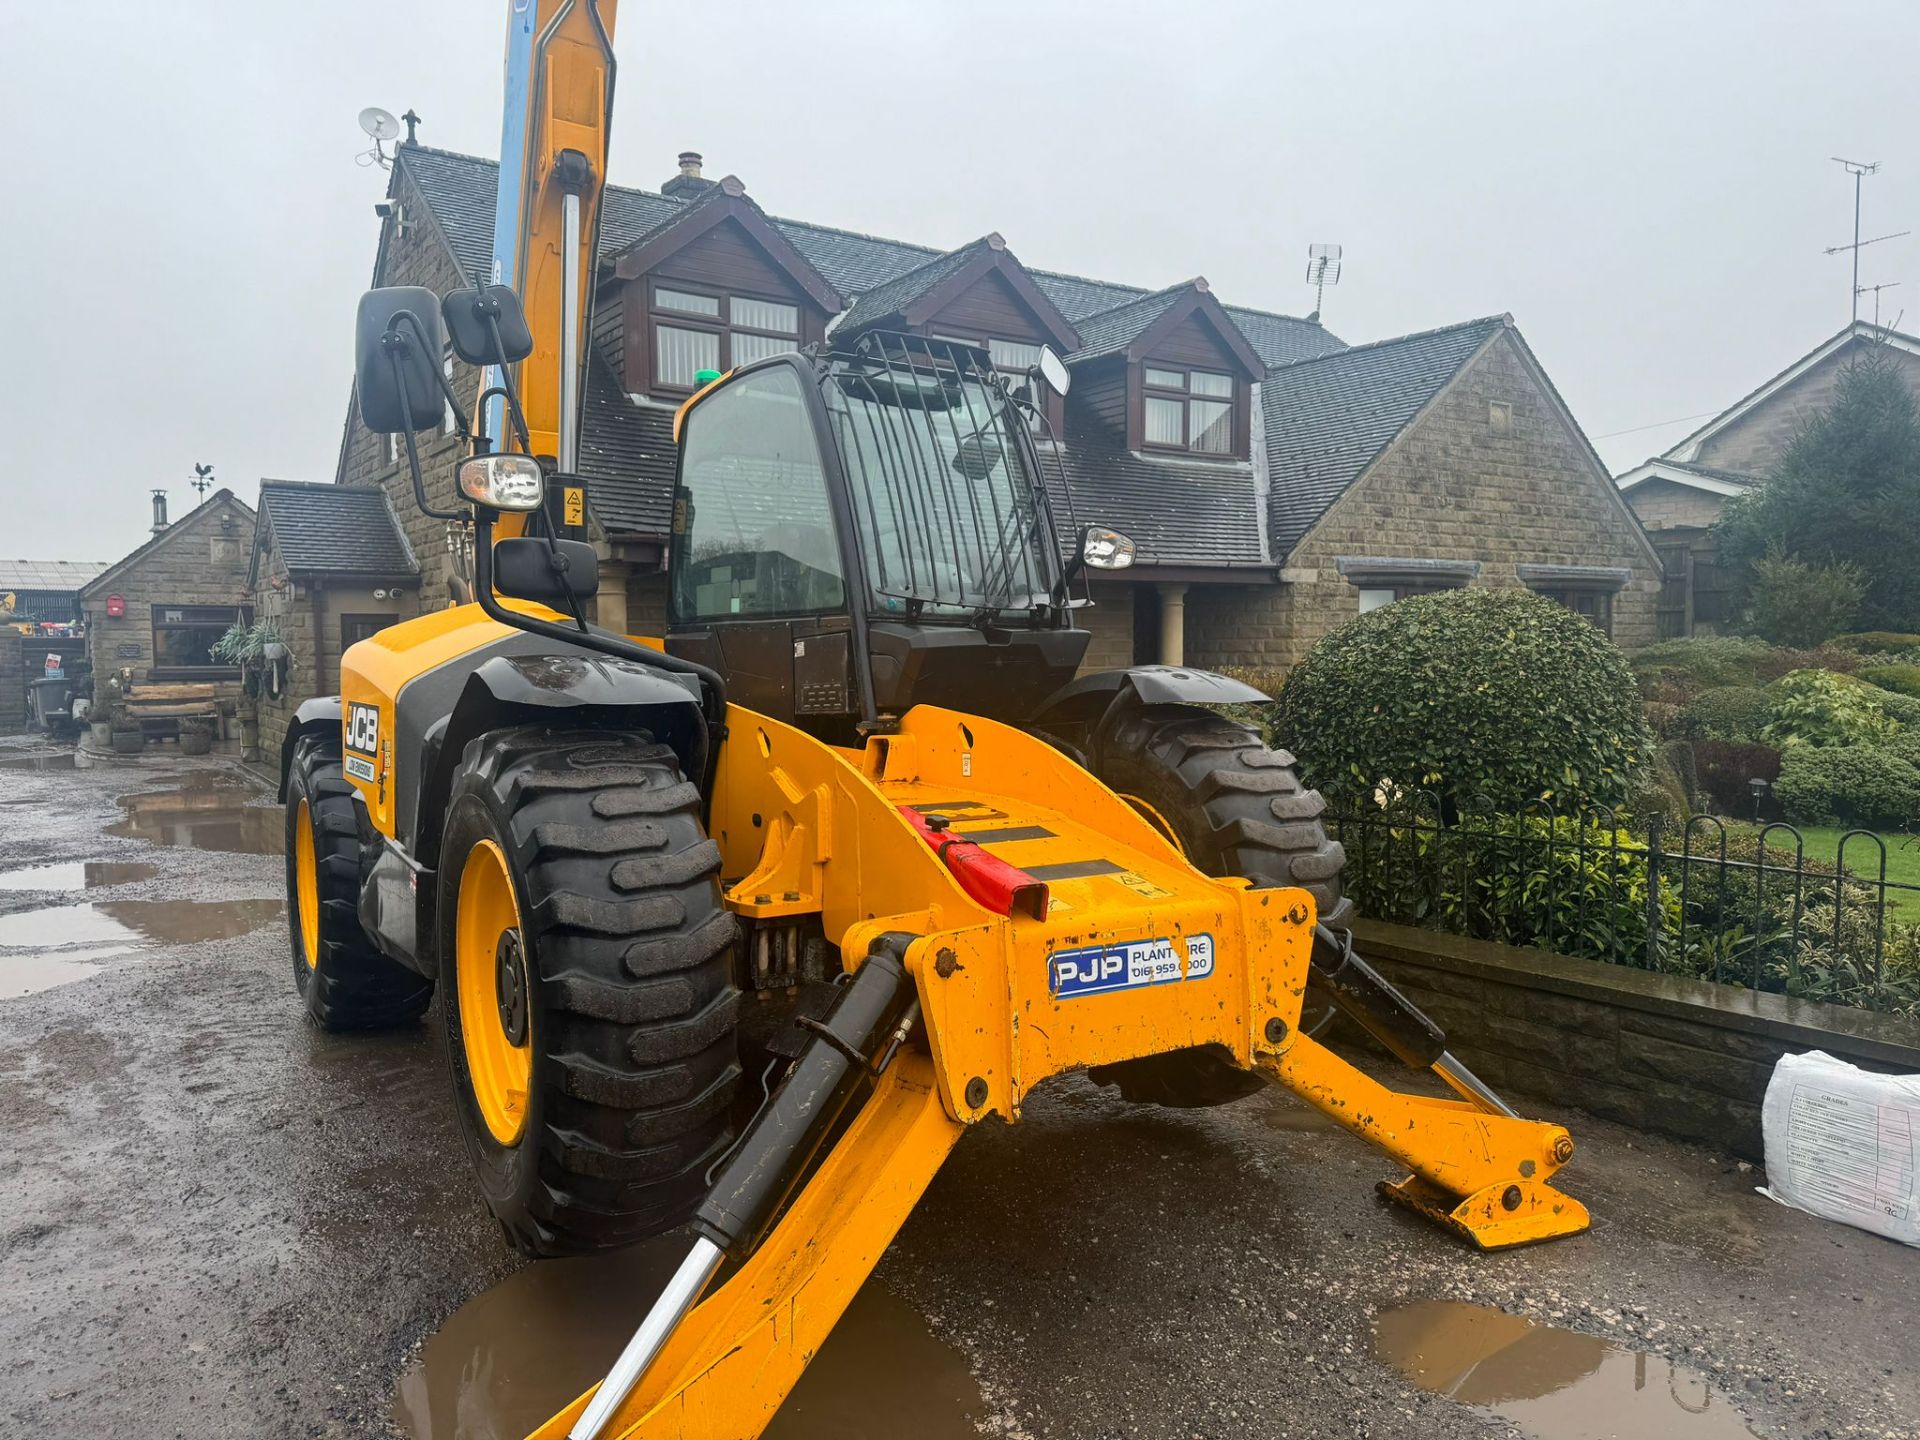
[{"xmin": 346, "ymin": 702, "xmax": 381, "ymax": 756}]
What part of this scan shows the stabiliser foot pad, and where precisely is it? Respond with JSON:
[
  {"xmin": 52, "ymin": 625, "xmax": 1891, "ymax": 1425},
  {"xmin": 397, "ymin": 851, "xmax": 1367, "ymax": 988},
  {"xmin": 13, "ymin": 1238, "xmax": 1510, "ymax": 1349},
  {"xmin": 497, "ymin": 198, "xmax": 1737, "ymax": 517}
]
[{"xmin": 1378, "ymin": 1174, "xmax": 1591, "ymax": 1250}]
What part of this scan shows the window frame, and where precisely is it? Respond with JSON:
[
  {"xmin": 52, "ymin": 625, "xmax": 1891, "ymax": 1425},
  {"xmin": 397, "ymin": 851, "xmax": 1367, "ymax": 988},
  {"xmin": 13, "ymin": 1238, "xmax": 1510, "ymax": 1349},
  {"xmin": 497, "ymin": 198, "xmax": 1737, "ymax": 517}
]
[
  {"xmin": 150, "ymin": 602, "xmax": 250, "ymax": 681},
  {"xmin": 1140, "ymin": 364, "xmax": 1238, "ymax": 456},
  {"xmin": 339, "ymin": 612, "xmax": 395, "ymax": 652},
  {"xmin": 646, "ymin": 279, "xmax": 803, "ymax": 395},
  {"xmin": 1531, "ymin": 585, "xmax": 1615, "ymax": 637}
]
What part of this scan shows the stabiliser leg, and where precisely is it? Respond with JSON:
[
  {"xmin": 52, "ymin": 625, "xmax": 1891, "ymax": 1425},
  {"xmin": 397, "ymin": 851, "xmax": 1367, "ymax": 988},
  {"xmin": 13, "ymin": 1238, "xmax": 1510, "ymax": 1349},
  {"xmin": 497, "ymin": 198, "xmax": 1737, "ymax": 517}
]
[
  {"xmin": 1267, "ymin": 926, "xmax": 1590, "ymax": 1250},
  {"xmin": 543, "ymin": 934, "xmax": 965, "ymax": 1440}
]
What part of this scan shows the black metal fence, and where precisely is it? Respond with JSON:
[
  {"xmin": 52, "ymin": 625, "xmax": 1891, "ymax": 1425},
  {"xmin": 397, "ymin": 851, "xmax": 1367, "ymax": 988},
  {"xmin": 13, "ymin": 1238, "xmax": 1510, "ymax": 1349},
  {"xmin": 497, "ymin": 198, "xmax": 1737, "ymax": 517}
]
[{"xmin": 1326, "ymin": 793, "xmax": 1920, "ymax": 1016}]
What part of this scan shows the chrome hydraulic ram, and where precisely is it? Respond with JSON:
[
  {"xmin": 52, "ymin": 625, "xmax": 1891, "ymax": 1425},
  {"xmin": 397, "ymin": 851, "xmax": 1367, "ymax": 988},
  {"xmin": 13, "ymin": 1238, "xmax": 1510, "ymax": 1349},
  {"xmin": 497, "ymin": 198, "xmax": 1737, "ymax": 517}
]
[
  {"xmin": 569, "ymin": 934, "xmax": 921, "ymax": 1440},
  {"xmin": 1308, "ymin": 923, "xmax": 1516, "ymax": 1119}
]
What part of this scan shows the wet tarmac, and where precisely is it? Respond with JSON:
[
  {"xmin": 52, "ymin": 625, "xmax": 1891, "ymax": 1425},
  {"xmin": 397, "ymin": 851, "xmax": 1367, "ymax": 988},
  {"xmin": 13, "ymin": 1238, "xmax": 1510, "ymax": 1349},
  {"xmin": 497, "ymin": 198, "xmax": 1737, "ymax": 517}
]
[
  {"xmin": 1375, "ymin": 1298, "xmax": 1756, "ymax": 1438},
  {"xmin": 393, "ymin": 1237, "xmax": 985, "ymax": 1440},
  {"xmin": 3, "ymin": 736, "xmax": 1919, "ymax": 1440}
]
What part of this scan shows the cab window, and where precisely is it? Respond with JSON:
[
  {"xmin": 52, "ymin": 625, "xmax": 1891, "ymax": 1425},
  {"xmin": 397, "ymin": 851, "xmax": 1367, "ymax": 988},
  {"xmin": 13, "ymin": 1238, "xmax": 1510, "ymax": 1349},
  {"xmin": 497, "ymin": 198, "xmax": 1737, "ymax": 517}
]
[{"xmin": 670, "ymin": 365, "xmax": 845, "ymax": 622}]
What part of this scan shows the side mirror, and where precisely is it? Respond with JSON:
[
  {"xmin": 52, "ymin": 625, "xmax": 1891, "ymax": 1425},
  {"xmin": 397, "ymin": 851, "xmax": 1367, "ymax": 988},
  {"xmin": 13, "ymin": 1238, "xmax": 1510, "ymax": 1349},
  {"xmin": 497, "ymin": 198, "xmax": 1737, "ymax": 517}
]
[
  {"xmin": 443, "ymin": 285, "xmax": 534, "ymax": 366},
  {"xmin": 492, "ymin": 537, "xmax": 601, "ymax": 606},
  {"xmin": 1035, "ymin": 345, "xmax": 1072, "ymax": 398},
  {"xmin": 355, "ymin": 286, "xmax": 448, "ymax": 434},
  {"xmin": 1080, "ymin": 526, "xmax": 1135, "ymax": 570}
]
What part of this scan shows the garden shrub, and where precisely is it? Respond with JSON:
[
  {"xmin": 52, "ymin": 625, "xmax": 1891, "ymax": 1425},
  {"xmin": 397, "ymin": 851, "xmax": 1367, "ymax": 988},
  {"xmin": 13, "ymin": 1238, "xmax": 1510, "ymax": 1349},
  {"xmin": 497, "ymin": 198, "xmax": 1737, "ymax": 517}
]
[
  {"xmin": 1629, "ymin": 636, "xmax": 1862, "ymax": 704},
  {"xmin": 1772, "ymin": 744, "xmax": 1920, "ymax": 828},
  {"xmin": 1862, "ymin": 663, "xmax": 1920, "ymax": 699},
  {"xmin": 1691, "ymin": 739, "xmax": 1782, "ymax": 816},
  {"xmin": 1763, "ymin": 669, "xmax": 1901, "ymax": 748},
  {"xmin": 1273, "ymin": 588, "xmax": 1652, "ymax": 812},
  {"xmin": 1642, "ymin": 701, "xmax": 1685, "ymax": 740},
  {"xmin": 1744, "ymin": 552, "xmax": 1866, "ymax": 648},
  {"xmin": 1678, "ymin": 685, "xmax": 1771, "ymax": 742}
]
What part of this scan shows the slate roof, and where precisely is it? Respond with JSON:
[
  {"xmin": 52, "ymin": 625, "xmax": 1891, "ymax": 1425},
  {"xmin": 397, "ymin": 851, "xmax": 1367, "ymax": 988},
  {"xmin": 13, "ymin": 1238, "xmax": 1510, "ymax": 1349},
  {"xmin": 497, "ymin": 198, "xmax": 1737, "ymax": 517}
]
[
  {"xmin": 1656, "ymin": 459, "xmax": 1760, "ymax": 486},
  {"xmin": 833, "ymin": 238, "xmax": 993, "ymax": 336},
  {"xmin": 257, "ymin": 481, "xmax": 417, "ymax": 577},
  {"xmin": 397, "ymin": 145, "xmax": 1343, "ymax": 366},
  {"xmin": 579, "ymin": 350, "xmax": 677, "ymax": 537},
  {"xmin": 1053, "ymin": 434, "xmax": 1263, "ymax": 567},
  {"xmin": 1067, "ymin": 285, "xmax": 1193, "ymax": 363},
  {"xmin": 0, "ymin": 559, "xmax": 108, "ymax": 591},
  {"xmin": 1263, "ymin": 316, "xmax": 1509, "ymax": 559}
]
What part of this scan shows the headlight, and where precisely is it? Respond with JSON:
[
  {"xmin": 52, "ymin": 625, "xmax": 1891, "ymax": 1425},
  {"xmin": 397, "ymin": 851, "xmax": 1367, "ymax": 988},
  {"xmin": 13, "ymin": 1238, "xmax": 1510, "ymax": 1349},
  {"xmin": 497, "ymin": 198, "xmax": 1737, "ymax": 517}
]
[
  {"xmin": 1082, "ymin": 526, "xmax": 1136, "ymax": 570},
  {"xmin": 458, "ymin": 454, "xmax": 545, "ymax": 512}
]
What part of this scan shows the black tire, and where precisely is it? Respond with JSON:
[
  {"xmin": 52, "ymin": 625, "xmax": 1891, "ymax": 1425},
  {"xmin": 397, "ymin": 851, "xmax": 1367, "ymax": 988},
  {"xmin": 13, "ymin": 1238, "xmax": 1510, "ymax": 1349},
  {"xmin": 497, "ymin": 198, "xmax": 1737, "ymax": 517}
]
[
  {"xmin": 1088, "ymin": 704, "xmax": 1349, "ymax": 1108},
  {"xmin": 286, "ymin": 736, "xmax": 433, "ymax": 1030},
  {"xmin": 437, "ymin": 726, "xmax": 741, "ymax": 1257}
]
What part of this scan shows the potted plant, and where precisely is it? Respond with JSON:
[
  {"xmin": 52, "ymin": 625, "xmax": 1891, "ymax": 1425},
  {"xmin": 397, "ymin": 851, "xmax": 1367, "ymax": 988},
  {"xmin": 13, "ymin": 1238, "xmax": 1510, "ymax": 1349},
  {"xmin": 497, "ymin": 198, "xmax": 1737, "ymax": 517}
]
[
  {"xmin": 213, "ymin": 620, "xmax": 291, "ymax": 764},
  {"xmin": 178, "ymin": 717, "xmax": 214, "ymax": 756}
]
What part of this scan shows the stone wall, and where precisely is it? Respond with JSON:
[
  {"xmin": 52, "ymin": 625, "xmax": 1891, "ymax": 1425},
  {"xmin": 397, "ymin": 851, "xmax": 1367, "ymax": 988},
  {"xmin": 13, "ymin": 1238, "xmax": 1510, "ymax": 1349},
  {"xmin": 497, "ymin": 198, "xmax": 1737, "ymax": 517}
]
[
  {"xmin": 1077, "ymin": 580, "xmax": 1136, "ymax": 672},
  {"xmin": 1695, "ymin": 338, "xmax": 1920, "ymax": 475},
  {"xmin": 1625, "ymin": 477, "xmax": 1728, "ymax": 533},
  {"xmin": 80, "ymin": 496, "xmax": 254, "ymax": 703},
  {"xmin": 253, "ymin": 573, "xmax": 419, "ymax": 765},
  {"xmin": 1349, "ymin": 919, "xmax": 1920, "ymax": 1160},
  {"xmin": 1186, "ymin": 330, "xmax": 1662, "ymax": 672}
]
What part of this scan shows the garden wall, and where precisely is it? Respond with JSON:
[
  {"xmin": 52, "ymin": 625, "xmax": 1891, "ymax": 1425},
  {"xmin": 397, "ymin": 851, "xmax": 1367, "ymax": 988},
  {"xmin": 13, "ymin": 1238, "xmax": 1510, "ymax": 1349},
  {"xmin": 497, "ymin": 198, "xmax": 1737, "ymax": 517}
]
[{"xmin": 1350, "ymin": 918, "xmax": 1920, "ymax": 1160}]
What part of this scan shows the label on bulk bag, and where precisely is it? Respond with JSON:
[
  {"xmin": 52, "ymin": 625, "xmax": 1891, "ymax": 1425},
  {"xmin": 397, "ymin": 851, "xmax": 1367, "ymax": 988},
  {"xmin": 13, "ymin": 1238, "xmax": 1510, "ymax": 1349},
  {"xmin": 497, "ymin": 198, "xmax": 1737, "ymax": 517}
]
[{"xmin": 1760, "ymin": 1049, "xmax": 1920, "ymax": 1247}]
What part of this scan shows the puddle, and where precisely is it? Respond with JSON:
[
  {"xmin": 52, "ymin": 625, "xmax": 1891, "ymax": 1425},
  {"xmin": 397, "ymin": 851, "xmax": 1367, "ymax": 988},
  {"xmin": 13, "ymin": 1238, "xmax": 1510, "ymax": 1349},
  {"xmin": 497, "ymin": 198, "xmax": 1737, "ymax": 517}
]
[
  {"xmin": 107, "ymin": 781, "xmax": 281, "ymax": 855},
  {"xmin": 0, "ymin": 899, "xmax": 284, "ymax": 997},
  {"xmin": 393, "ymin": 1236, "xmax": 986, "ymax": 1440},
  {"xmin": 0, "ymin": 752, "xmax": 79, "ymax": 771},
  {"xmin": 0, "ymin": 861, "xmax": 159, "ymax": 891},
  {"xmin": 1375, "ymin": 1299, "xmax": 1755, "ymax": 1439}
]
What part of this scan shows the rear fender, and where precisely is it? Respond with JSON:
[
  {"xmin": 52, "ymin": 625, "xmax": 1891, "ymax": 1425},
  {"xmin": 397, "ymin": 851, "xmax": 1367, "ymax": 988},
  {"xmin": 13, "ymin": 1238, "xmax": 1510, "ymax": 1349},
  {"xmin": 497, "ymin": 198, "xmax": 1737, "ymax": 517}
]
[
  {"xmin": 278, "ymin": 696, "xmax": 343, "ymax": 800},
  {"xmin": 409, "ymin": 652, "xmax": 705, "ymax": 870},
  {"xmin": 1027, "ymin": 664, "xmax": 1268, "ymax": 763}
]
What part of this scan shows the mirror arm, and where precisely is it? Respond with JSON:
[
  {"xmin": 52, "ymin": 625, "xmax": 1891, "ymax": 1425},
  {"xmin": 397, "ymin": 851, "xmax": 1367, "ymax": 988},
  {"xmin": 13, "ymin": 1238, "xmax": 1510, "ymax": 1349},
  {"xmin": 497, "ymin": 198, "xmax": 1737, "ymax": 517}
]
[
  {"xmin": 390, "ymin": 309, "xmax": 473, "ymax": 444},
  {"xmin": 384, "ymin": 338, "xmax": 468, "ymax": 524},
  {"xmin": 480, "ymin": 308, "xmax": 537, "ymax": 454}
]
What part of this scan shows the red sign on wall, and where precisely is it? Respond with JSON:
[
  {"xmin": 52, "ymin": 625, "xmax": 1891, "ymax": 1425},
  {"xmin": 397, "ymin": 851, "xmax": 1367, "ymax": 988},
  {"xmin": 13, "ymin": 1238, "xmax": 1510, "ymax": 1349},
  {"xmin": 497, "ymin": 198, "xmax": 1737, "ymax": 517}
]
[{"xmin": 106, "ymin": 594, "xmax": 126, "ymax": 618}]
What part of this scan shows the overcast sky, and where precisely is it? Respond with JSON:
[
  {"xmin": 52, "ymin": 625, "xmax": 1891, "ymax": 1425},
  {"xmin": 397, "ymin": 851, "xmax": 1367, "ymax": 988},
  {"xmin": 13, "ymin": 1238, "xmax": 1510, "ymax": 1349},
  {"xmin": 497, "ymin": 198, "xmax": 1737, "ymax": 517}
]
[{"xmin": 7, "ymin": 0, "xmax": 1916, "ymax": 561}]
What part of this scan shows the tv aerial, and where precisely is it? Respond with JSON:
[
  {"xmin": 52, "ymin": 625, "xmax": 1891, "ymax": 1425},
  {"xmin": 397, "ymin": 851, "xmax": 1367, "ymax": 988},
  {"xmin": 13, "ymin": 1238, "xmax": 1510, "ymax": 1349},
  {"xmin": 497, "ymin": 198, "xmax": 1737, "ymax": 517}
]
[
  {"xmin": 1305, "ymin": 243, "xmax": 1343, "ymax": 320},
  {"xmin": 357, "ymin": 106, "xmax": 401, "ymax": 168}
]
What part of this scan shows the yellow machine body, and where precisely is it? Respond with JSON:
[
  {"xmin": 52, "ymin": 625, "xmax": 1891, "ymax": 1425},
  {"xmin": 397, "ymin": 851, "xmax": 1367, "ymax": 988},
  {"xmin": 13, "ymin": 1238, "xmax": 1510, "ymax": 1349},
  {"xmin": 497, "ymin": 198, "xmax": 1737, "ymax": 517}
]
[{"xmin": 507, "ymin": 699, "xmax": 1588, "ymax": 1440}]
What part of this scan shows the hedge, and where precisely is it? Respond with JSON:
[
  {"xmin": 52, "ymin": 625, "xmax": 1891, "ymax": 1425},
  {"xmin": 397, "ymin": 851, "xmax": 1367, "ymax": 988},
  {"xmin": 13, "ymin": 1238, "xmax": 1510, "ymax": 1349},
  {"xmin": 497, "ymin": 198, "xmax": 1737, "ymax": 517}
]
[{"xmin": 1773, "ymin": 744, "xmax": 1920, "ymax": 828}]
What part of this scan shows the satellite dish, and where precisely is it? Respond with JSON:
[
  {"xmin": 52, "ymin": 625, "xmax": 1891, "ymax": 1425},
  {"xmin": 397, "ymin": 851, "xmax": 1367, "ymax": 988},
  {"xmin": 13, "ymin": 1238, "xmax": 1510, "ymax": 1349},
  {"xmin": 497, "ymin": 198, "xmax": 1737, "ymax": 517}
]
[{"xmin": 359, "ymin": 107, "xmax": 402, "ymax": 142}]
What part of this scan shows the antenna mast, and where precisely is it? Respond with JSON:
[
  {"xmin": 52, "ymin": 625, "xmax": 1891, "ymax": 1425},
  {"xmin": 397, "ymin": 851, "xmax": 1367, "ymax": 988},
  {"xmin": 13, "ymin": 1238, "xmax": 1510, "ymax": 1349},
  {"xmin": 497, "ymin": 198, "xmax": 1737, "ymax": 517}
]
[
  {"xmin": 1305, "ymin": 243, "xmax": 1343, "ymax": 320},
  {"xmin": 1825, "ymin": 158, "xmax": 1907, "ymax": 325}
]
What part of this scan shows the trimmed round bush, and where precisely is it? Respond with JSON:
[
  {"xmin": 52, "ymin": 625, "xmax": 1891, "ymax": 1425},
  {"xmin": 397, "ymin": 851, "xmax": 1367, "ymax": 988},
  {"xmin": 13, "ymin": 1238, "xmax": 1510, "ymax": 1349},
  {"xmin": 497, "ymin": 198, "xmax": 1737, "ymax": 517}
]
[
  {"xmin": 1273, "ymin": 588, "xmax": 1652, "ymax": 812},
  {"xmin": 1773, "ymin": 744, "xmax": 1920, "ymax": 828},
  {"xmin": 1679, "ymin": 685, "xmax": 1771, "ymax": 742},
  {"xmin": 1836, "ymin": 631, "xmax": 1920, "ymax": 655},
  {"xmin": 1862, "ymin": 663, "xmax": 1920, "ymax": 699}
]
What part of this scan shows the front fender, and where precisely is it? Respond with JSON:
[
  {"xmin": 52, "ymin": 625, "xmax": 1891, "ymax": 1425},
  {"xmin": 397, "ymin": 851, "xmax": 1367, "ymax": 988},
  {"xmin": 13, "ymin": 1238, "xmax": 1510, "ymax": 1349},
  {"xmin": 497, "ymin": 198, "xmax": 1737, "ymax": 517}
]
[
  {"xmin": 1031, "ymin": 663, "xmax": 1269, "ymax": 725},
  {"xmin": 278, "ymin": 696, "xmax": 343, "ymax": 800},
  {"xmin": 411, "ymin": 652, "xmax": 705, "ymax": 868}
]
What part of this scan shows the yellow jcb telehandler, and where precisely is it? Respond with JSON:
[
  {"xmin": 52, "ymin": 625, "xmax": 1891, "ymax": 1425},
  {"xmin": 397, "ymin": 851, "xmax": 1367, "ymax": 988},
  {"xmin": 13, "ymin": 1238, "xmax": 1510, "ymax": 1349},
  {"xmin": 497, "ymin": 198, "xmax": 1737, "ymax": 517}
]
[{"xmin": 280, "ymin": 5, "xmax": 1587, "ymax": 1437}]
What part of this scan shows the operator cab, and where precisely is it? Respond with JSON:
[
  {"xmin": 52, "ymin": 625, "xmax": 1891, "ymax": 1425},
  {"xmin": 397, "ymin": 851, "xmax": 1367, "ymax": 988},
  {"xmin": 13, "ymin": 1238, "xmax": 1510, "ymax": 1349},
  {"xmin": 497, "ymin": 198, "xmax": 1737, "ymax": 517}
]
[{"xmin": 666, "ymin": 333, "xmax": 1133, "ymax": 737}]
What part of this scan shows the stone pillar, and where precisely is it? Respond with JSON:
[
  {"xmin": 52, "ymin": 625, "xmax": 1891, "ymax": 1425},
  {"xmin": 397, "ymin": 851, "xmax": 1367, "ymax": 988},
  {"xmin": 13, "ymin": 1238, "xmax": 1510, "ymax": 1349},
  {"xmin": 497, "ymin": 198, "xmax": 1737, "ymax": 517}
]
[
  {"xmin": 1158, "ymin": 583, "xmax": 1187, "ymax": 666},
  {"xmin": 594, "ymin": 562, "xmax": 628, "ymax": 634}
]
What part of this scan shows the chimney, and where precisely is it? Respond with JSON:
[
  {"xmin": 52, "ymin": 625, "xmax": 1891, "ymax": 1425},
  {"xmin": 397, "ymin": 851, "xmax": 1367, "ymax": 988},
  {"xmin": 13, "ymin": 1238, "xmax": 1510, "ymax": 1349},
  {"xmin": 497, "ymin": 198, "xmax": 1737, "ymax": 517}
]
[
  {"xmin": 661, "ymin": 150, "xmax": 715, "ymax": 200},
  {"xmin": 150, "ymin": 489, "xmax": 169, "ymax": 536}
]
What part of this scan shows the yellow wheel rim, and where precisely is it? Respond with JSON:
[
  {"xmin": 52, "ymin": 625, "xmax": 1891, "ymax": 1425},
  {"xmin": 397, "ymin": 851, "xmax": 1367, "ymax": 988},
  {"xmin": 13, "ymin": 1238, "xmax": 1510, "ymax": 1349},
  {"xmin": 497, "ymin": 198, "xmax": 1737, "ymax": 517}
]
[
  {"xmin": 293, "ymin": 798, "xmax": 320, "ymax": 969},
  {"xmin": 1120, "ymin": 793, "xmax": 1187, "ymax": 857},
  {"xmin": 456, "ymin": 839, "xmax": 532, "ymax": 1147}
]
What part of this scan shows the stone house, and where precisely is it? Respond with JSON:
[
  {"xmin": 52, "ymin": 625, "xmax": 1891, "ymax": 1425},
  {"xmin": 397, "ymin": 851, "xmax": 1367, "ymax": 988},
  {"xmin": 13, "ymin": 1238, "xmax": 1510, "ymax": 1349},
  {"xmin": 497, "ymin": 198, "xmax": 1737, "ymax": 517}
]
[
  {"xmin": 1617, "ymin": 322, "xmax": 1920, "ymax": 636},
  {"xmin": 77, "ymin": 490, "xmax": 256, "ymax": 707},
  {"xmin": 247, "ymin": 481, "xmax": 421, "ymax": 760},
  {"xmin": 318, "ymin": 141, "xmax": 1658, "ymax": 682}
]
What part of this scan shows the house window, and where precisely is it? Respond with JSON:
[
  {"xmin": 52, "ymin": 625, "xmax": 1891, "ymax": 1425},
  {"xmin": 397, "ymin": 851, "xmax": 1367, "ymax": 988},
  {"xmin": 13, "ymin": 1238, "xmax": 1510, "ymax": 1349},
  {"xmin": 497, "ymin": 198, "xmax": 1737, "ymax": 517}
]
[
  {"xmin": 340, "ymin": 613, "xmax": 395, "ymax": 651},
  {"xmin": 649, "ymin": 283, "xmax": 801, "ymax": 391},
  {"xmin": 1355, "ymin": 581, "xmax": 1461, "ymax": 613},
  {"xmin": 1142, "ymin": 366, "xmax": 1235, "ymax": 454},
  {"xmin": 1534, "ymin": 587, "xmax": 1614, "ymax": 637},
  {"xmin": 152, "ymin": 604, "xmax": 247, "ymax": 678}
]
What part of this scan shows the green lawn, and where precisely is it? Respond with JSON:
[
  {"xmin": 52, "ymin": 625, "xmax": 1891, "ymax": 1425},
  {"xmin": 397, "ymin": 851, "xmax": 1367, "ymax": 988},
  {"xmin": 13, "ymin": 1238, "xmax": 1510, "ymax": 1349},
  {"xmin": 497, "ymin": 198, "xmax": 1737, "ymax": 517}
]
[{"xmin": 1729, "ymin": 822, "xmax": 1920, "ymax": 918}]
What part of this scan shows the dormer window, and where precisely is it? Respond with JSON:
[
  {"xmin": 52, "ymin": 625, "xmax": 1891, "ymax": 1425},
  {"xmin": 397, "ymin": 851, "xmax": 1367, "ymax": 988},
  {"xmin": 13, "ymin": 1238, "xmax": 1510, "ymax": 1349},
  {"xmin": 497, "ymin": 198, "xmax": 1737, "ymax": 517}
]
[
  {"xmin": 1143, "ymin": 366, "xmax": 1234, "ymax": 454},
  {"xmin": 651, "ymin": 282, "xmax": 801, "ymax": 391}
]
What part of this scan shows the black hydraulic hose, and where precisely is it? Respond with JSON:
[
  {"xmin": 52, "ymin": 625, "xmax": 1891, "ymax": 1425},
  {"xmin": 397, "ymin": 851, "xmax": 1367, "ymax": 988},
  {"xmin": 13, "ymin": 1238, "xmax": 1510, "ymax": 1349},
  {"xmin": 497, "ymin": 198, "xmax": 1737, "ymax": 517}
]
[
  {"xmin": 692, "ymin": 933, "xmax": 919, "ymax": 1255},
  {"xmin": 1306, "ymin": 922, "xmax": 1446, "ymax": 1070}
]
